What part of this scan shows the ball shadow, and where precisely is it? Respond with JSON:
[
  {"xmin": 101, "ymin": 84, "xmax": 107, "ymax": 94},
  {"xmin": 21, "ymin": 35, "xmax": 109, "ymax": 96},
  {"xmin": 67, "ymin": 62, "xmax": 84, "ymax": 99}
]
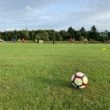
[{"xmin": 34, "ymin": 76, "xmax": 72, "ymax": 88}]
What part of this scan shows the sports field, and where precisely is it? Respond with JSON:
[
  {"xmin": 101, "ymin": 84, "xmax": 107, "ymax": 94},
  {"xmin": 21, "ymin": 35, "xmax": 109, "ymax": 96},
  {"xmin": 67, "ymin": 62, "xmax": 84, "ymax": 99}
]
[{"xmin": 0, "ymin": 43, "xmax": 110, "ymax": 110}]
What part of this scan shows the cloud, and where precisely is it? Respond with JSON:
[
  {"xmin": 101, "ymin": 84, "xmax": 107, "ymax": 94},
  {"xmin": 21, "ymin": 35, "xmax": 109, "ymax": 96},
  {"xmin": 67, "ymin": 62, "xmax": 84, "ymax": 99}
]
[
  {"xmin": 0, "ymin": 0, "xmax": 110, "ymax": 31},
  {"xmin": 25, "ymin": 6, "xmax": 32, "ymax": 11}
]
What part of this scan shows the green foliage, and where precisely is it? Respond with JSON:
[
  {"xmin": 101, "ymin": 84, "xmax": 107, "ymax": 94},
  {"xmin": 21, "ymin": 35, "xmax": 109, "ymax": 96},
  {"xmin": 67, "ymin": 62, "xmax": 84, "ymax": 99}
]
[
  {"xmin": 89, "ymin": 25, "xmax": 100, "ymax": 41},
  {"xmin": 1, "ymin": 25, "xmax": 110, "ymax": 42},
  {"xmin": 91, "ymin": 25, "xmax": 97, "ymax": 32},
  {"xmin": 80, "ymin": 27, "xmax": 87, "ymax": 39},
  {"xmin": 29, "ymin": 31, "xmax": 36, "ymax": 41},
  {"xmin": 79, "ymin": 36, "xmax": 85, "ymax": 41},
  {"xmin": 21, "ymin": 29, "xmax": 29, "ymax": 40},
  {"xmin": 68, "ymin": 27, "xmax": 76, "ymax": 39},
  {"xmin": 35, "ymin": 31, "xmax": 49, "ymax": 41},
  {"xmin": 0, "ymin": 33, "xmax": 3, "ymax": 39},
  {"xmin": 59, "ymin": 30, "xmax": 68, "ymax": 41},
  {"xmin": 47, "ymin": 30, "xmax": 56, "ymax": 41},
  {"xmin": 55, "ymin": 32, "xmax": 63, "ymax": 41}
]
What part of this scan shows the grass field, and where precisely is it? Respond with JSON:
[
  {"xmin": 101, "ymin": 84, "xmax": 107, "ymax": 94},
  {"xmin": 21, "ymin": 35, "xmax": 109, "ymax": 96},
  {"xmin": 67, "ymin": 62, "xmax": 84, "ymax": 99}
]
[{"xmin": 0, "ymin": 43, "xmax": 110, "ymax": 110}]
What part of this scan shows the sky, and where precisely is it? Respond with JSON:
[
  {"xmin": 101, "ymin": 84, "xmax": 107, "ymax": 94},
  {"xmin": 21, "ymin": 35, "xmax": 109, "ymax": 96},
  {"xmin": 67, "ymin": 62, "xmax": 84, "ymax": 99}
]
[{"xmin": 0, "ymin": 0, "xmax": 110, "ymax": 31}]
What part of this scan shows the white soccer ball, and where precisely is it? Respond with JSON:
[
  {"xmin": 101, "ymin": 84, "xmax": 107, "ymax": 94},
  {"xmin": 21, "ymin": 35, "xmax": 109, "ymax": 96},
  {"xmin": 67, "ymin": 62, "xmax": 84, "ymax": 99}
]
[{"xmin": 71, "ymin": 72, "xmax": 88, "ymax": 89}]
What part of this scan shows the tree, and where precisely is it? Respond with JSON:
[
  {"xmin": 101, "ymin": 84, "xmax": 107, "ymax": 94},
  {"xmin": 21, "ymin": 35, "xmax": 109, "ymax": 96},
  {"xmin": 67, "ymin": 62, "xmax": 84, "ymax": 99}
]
[
  {"xmin": 29, "ymin": 31, "xmax": 36, "ymax": 41},
  {"xmin": 41, "ymin": 31, "xmax": 49, "ymax": 41},
  {"xmin": 80, "ymin": 27, "xmax": 85, "ymax": 32},
  {"xmin": 99, "ymin": 30, "xmax": 108, "ymax": 42},
  {"xmin": 35, "ymin": 33, "xmax": 40, "ymax": 43},
  {"xmin": 59, "ymin": 30, "xmax": 68, "ymax": 41},
  {"xmin": 89, "ymin": 25, "xmax": 99, "ymax": 41},
  {"xmin": 79, "ymin": 36, "xmax": 85, "ymax": 41},
  {"xmin": 1, "ymin": 26, "xmax": 110, "ymax": 43},
  {"xmin": 75, "ymin": 31, "xmax": 81, "ymax": 40},
  {"xmin": 21, "ymin": 29, "xmax": 29, "ymax": 40},
  {"xmin": 11, "ymin": 30, "xmax": 18, "ymax": 41},
  {"xmin": 80, "ymin": 27, "xmax": 87, "ymax": 38},
  {"xmin": 68, "ymin": 27, "xmax": 76, "ymax": 40},
  {"xmin": 91, "ymin": 25, "xmax": 97, "ymax": 32},
  {"xmin": 55, "ymin": 32, "xmax": 63, "ymax": 41},
  {"xmin": 3, "ymin": 31, "xmax": 11, "ymax": 41},
  {"xmin": 0, "ymin": 33, "xmax": 3, "ymax": 39},
  {"xmin": 35, "ymin": 31, "xmax": 49, "ymax": 41},
  {"xmin": 46, "ymin": 30, "xmax": 56, "ymax": 43},
  {"xmin": 108, "ymin": 32, "xmax": 110, "ymax": 40}
]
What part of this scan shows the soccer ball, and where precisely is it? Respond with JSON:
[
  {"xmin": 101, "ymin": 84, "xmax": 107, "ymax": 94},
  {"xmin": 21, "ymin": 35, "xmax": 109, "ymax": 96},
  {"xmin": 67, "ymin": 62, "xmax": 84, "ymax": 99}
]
[{"xmin": 71, "ymin": 72, "xmax": 88, "ymax": 89}]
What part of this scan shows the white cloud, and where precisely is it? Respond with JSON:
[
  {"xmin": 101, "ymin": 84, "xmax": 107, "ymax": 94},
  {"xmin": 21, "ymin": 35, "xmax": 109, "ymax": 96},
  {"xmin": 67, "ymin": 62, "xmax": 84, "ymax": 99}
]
[
  {"xmin": 25, "ymin": 6, "xmax": 32, "ymax": 11},
  {"xmin": 0, "ymin": 0, "xmax": 110, "ymax": 31}
]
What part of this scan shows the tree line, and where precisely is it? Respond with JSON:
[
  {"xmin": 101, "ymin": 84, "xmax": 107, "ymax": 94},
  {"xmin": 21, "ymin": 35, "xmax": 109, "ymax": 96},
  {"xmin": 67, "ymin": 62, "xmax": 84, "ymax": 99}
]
[{"xmin": 0, "ymin": 25, "xmax": 110, "ymax": 42}]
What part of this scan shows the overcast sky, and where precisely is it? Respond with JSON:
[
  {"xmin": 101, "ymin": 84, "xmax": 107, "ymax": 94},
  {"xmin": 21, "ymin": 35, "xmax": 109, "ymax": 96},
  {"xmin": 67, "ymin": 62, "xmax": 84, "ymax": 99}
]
[{"xmin": 0, "ymin": 0, "xmax": 110, "ymax": 31}]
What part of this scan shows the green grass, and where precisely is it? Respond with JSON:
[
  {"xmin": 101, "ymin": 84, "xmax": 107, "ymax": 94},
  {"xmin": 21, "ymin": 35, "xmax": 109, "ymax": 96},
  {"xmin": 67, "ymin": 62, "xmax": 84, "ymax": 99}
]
[{"xmin": 0, "ymin": 43, "xmax": 110, "ymax": 110}]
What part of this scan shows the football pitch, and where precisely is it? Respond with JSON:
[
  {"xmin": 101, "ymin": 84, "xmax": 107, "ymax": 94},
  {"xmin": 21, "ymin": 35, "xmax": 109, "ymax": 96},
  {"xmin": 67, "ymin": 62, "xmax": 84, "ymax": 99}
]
[{"xmin": 0, "ymin": 43, "xmax": 110, "ymax": 110}]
